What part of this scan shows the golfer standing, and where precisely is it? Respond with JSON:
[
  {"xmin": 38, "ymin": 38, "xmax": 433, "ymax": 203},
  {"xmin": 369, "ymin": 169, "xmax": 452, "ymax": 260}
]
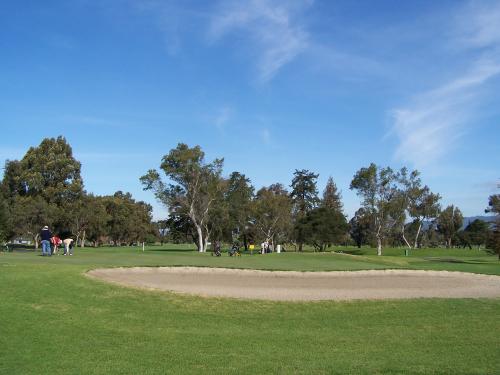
[{"xmin": 40, "ymin": 226, "xmax": 52, "ymax": 256}]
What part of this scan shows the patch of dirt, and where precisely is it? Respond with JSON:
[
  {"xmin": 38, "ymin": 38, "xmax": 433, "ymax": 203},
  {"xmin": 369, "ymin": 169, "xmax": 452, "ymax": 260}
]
[{"xmin": 86, "ymin": 267, "xmax": 500, "ymax": 301}]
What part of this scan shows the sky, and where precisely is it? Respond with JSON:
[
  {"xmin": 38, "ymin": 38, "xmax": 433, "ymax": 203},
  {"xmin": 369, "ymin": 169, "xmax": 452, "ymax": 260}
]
[{"xmin": 1, "ymin": 0, "xmax": 499, "ymax": 220}]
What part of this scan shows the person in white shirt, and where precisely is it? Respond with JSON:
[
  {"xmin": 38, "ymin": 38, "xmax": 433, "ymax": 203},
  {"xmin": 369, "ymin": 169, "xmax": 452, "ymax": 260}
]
[
  {"xmin": 63, "ymin": 238, "xmax": 74, "ymax": 255},
  {"xmin": 260, "ymin": 241, "xmax": 268, "ymax": 254}
]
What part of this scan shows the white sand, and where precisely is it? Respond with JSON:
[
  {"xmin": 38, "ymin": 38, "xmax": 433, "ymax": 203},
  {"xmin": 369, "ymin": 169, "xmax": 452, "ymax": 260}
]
[{"xmin": 86, "ymin": 267, "xmax": 500, "ymax": 301}]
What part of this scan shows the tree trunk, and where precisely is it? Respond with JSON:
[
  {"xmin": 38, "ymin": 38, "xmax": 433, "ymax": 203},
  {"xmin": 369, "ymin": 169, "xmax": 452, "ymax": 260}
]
[
  {"xmin": 298, "ymin": 242, "xmax": 303, "ymax": 252},
  {"xmin": 195, "ymin": 225, "xmax": 204, "ymax": 252},
  {"xmin": 376, "ymin": 223, "xmax": 382, "ymax": 256},
  {"xmin": 402, "ymin": 225, "xmax": 412, "ymax": 249},
  {"xmin": 203, "ymin": 235, "xmax": 209, "ymax": 252},
  {"xmin": 34, "ymin": 233, "xmax": 40, "ymax": 249},
  {"xmin": 81, "ymin": 230, "xmax": 86, "ymax": 248},
  {"xmin": 414, "ymin": 221, "xmax": 422, "ymax": 249}
]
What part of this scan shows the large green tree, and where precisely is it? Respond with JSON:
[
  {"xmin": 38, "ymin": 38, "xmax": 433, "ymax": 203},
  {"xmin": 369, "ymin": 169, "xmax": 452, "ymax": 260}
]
[
  {"xmin": 350, "ymin": 164, "xmax": 399, "ymax": 255},
  {"xmin": 461, "ymin": 219, "xmax": 489, "ymax": 249},
  {"xmin": 103, "ymin": 192, "xmax": 154, "ymax": 246},
  {"xmin": 141, "ymin": 143, "xmax": 224, "ymax": 252},
  {"xmin": 299, "ymin": 207, "xmax": 348, "ymax": 251},
  {"xmin": 4, "ymin": 136, "xmax": 83, "ymax": 204},
  {"xmin": 408, "ymin": 187, "xmax": 441, "ymax": 248},
  {"xmin": 437, "ymin": 205, "xmax": 463, "ymax": 248},
  {"xmin": 391, "ymin": 167, "xmax": 436, "ymax": 249},
  {"xmin": 349, "ymin": 208, "xmax": 372, "ymax": 248},
  {"xmin": 290, "ymin": 169, "xmax": 319, "ymax": 251},
  {"xmin": 62, "ymin": 194, "xmax": 111, "ymax": 247},
  {"xmin": 83, "ymin": 196, "xmax": 110, "ymax": 247},
  {"xmin": 2, "ymin": 137, "xmax": 84, "ymax": 239},
  {"xmin": 252, "ymin": 183, "xmax": 293, "ymax": 249},
  {"xmin": 225, "ymin": 172, "xmax": 254, "ymax": 248},
  {"xmin": 10, "ymin": 195, "xmax": 56, "ymax": 248}
]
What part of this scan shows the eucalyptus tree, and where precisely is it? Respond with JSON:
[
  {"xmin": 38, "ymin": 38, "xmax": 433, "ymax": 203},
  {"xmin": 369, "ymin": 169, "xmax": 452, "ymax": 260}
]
[
  {"xmin": 61, "ymin": 194, "xmax": 96, "ymax": 247},
  {"xmin": 83, "ymin": 196, "xmax": 110, "ymax": 247},
  {"xmin": 141, "ymin": 143, "xmax": 224, "ymax": 252},
  {"xmin": 103, "ymin": 191, "xmax": 154, "ymax": 246},
  {"xmin": 350, "ymin": 163, "xmax": 399, "ymax": 255},
  {"xmin": 409, "ymin": 187, "xmax": 441, "ymax": 248},
  {"xmin": 252, "ymin": 183, "xmax": 293, "ymax": 249},
  {"xmin": 437, "ymin": 205, "xmax": 463, "ymax": 248},
  {"xmin": 10, "ymin": 195, "xmax": 56, "ymax": 248},
  {"xmin": 5, "ymin": 136, "xmax": 83, "ymax": 205},
  {"xmin": 1, "ymin": 137, "xmax": 84, "ymax": 238},
  {"xmin": 392, "ymin": 167, "xmax": 442, "ymax": 248},
  {"xmin": 290, "ymin": 169, "xmax": 320, "ymax": 251},
  {"xmin": 392, "ymin": 168, "xmax": 423, "ymax": 249}
]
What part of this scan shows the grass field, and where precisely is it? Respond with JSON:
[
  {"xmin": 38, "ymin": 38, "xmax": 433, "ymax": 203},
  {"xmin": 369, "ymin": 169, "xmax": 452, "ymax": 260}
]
[{"xmin": 1, "ymin": 245, "xmax": 499, "ymax": 374}]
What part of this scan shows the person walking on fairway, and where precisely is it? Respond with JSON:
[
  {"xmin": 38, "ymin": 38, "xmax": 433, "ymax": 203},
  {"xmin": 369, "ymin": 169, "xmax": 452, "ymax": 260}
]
[{"xmin": 40, "ymin": 226, "xmax": 52, "ymax": 256}]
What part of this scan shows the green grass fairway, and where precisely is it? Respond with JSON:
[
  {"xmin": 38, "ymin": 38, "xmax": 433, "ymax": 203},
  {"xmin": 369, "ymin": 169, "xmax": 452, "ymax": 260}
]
[{"xmin": 1, "ymin": 246, "xmax": 499, "ymax": 374}]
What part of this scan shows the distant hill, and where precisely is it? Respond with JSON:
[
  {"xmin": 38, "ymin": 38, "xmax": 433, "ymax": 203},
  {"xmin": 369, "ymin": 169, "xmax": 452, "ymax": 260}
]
[
  {"xmin": 462, "ymin": 215, "xmax": 496, "ymax": 229},
  {"xmin": 421, "ymin": 215, "xmax": 496, "ymax": 230}
]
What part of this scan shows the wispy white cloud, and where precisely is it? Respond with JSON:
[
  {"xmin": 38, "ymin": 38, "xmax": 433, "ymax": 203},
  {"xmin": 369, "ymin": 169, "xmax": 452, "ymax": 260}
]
[
  {"xmin": 454, "ymin": 0, "xmax": 500, "ymax": 49},
  {"xmin": 306, "ymin": 43, "xmax": 387, "ymax": 81},
  {"xmin": 391, "ymin": 60, "xmax": 500, "ymax": 168},
  {"xmin": 209, "ymin": 0, "xmax": 312, "ymax": 82},
  {"xmin": 214, "ymin": 106, "xmax": 233, "ymax": 130},
  {"xmin": 389, "ymin": 1, "xmax": 500, "ymax": 168},
  {"xmin": 132, "ymin": 0, "xmax": 205, "ymax": 56}
]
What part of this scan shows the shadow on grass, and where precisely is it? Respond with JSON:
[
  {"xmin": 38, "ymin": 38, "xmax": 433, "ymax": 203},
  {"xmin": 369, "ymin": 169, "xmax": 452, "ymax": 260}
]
[
  {"xmin": 336, "ymin": 249, "xmax": 364, "ymax": 255},
  {"xmin": 147, "ymin": 248, "xmax": 198, "ymax": 253},
  {"xmin": 424, "ymin": 257, "xmax": 495, "ymax": 265}
]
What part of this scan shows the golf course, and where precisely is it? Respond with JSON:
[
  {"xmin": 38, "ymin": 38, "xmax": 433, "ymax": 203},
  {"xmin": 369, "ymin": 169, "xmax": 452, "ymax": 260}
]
[
  {"xmin": 3, "ymin": 1, "xmax": 500, "ymax": 374},
  {"xmin": 1, "ymin": 246, "xmax": 499, "ymax": 374}
]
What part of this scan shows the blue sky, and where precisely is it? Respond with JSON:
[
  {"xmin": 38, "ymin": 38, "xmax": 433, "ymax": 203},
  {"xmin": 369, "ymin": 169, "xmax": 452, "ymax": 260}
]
[{"xmin": 1, "ymin": 0, "xmax": 499, "ymax": 219}]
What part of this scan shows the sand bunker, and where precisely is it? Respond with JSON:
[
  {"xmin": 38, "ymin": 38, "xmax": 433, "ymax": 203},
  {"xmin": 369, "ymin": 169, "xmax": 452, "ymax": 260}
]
[{"xmin": 86, "ymin": 267, "xmax": 500, "ymax": 301}]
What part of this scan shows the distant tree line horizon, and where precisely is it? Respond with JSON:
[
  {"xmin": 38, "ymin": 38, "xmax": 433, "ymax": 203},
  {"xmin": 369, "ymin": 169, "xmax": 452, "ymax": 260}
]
[{"xmin": 0, "ymin": 137, "xmax": 498, "ymax": 257}]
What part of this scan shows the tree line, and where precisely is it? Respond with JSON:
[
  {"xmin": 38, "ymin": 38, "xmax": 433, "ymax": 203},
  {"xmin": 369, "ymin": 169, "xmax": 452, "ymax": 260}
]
[
  {"xmin": 142, "ymin": 143, "xmax": 499, "ymax": 257},
  {"xmin": 0, "ymin": 138, "xmax": 498, "ymax": 257},
  {"xmin": 0, "ymin": 137, "xmax": 156, "ymax": 247}
]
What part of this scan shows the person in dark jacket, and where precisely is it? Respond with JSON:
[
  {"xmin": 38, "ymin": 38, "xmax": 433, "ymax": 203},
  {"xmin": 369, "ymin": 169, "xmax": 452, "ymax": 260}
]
[{"xmin": 40, "ymin": 225, "xmax": 52, "ymax": 256}]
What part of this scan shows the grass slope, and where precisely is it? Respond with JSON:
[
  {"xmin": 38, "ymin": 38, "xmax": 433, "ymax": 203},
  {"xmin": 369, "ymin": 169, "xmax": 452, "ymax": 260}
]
[{"xmin": 0, "ymin": 246, "xmax": 499, "ymax": 374}]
